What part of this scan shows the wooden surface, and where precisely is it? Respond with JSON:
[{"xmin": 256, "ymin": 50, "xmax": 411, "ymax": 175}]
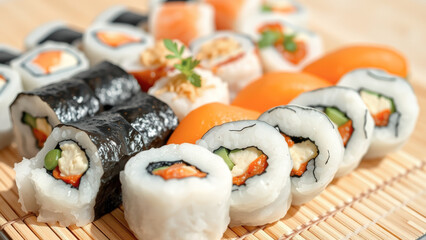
[{"xmin": 0, "ymin": 0, "xmax": 425, "ymax": 239}]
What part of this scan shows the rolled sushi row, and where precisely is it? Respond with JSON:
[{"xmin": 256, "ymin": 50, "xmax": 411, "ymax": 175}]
[{"xmin": 15, "ymin": 92, "xmax": 178, "ymax": 226}]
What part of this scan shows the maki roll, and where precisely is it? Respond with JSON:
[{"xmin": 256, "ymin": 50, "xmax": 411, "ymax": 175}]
[
  {"xmin": 0, "ymin": 65, "xmax": 22, "ymax": 149},
  {"xmin": 238, "ymin": 14, "xmax": 322, "ymax": 72},
  {"xmin": 337, "ymin": 69, "xmax": 419, "ymax": 159},
  {"xmin": 11, "ymin": 42, "xmax": 89, "ymax": 90},
  {"xmin": 258, "ymin": 105, "xmax": 344, "ymax": 205},
  {"xmin": 258, "ymin": 0, "xmax": 308, "ymax": 26},
  {"xmin": 0, "ymin": 44, "xmax": 21, "ymax": 65},
  {"xmin": 93, "ymin": 5, "xmax": 148, "ymax": 30},
  {"xmin": 190, "ymin": 31, "xmax": 263, "ymax": 99},
  {"xmin": 73, "ymin": 61, "xmax": 141, "ymax": 109},
  {"xmin": 82, "ymin": 23, "xmax": 154, "ymax": 66},
  {"xmin": 198, "ymin": 120, "xmax": 292, "ymax": 226},
  {"xmin": 149, "ymin": 2, "xmax": 214, "ymax": 45},
  {"xmin": 10, "ymin": 78, "xmax": 101, "ymax": 158},
  {"xmin": 120, "ymin": 143, "xmax": 231, "ymax": 240},
  {"xmin": 25, "ymin": 21, "xmax": 83, "ymax": 49},
  {"xmin": 291, "ymin": 86, "xmax": 375, "ymax": 177}
]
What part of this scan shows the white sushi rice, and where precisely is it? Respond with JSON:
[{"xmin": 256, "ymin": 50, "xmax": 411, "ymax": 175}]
[
  {"xmin": 82, "ymin": 23, "xmax": 154, "ymax": 66},
  {"xmin": 337, "ymin": 69, "xmax": 419, "ymax": 159},
  {"xmin": 120, "ymin": 143, "xmax": 231, "ymax": 240},
  {"xmin": 258, "ymin": 105, "xmax": 344, "ymax": 205},
  {"xmin": 291, "ymin": 87, "xmax": 375, "ymax": 177},
  {"xmin": 198, "ymin": 120, "xmax": 292, "ymax": 226},
  {"xmin": 190, "ymin": 31, "xmax": 263, "ymax": 100},
  {"xmin": 10, "ymin": 42, "xmax": 89, "ymax": 90},
  {"xmin": 14, "ymin": 126, "xmax": 103, "ymax": 226},
  {"xmin": 24, "ymin": 21, "xmax": 81, "ymax": 50},
  {"xmin": 0, "ymin": 65, "xmax": 22, "ymax": 149},
  {"xmin": 148, "ymin": 68, "xmax": 229, "ymax": 120},
  {"xmin": 237, "ymin": 14, "xmax": 322, "ymax": 72}
]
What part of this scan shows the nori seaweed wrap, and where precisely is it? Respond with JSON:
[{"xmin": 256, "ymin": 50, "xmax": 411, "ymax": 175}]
[{"xmin": 0, "ymin": 45, "xmax": 20, "ymax": 65}]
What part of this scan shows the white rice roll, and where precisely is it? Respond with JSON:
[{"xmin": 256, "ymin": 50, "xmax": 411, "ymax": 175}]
[
  {"xmin": 190, "ymin": 31, "xmax": 262, "ymax": 100},
  {"xmin": 258, "ymin": 105, "xmax": 344, "ymax": 205},
  {"xmin": 120, "ymin": 143, "xmax": 231, "ymax": 240},
  {"xmin": 291, "ymin": 86, "xmax": 375, "ymax": 177},
  {"xmin": 258, "ymin": 0, "xmax": 308, "ymax": 26},
  {"xmin": 25, "ymin": 21, "xmax": 83, "ymax": 50},
  {"xmin": 92, "ymin": 5, "xmax": 148, "ymax": 30},
  {"xmin": 237, "ymin": 14, "xmax": 322, "ymax": 72},
  {"xmin": 198, "ymin": 120, "xmax": 292, "ymax": 226},
  {"xmin": 0, "ymin": 65, "xmax": 22, "ymax": 149},
  {"xmin": 10, "ymin": 42, "xmax": 89, "ymax": 90},
  {"xmin": 337, "ymin": 68, "xmax": 419, "ymax": 159},
  {"xmin": 0, "ymin": 44, "xmax": 21, "ymax": 65},
  {"xmin": 148, "ymin": 68, "xmax": 230, "ymax": 120},
  {"xmin": 82, "ymin": 23, "xmax": 154, "ymax": 66}
]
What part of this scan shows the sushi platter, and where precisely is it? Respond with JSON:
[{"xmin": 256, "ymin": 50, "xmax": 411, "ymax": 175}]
[{"xmin": 0, "ymin": 0, "xmax": 425, "ymax": 239}]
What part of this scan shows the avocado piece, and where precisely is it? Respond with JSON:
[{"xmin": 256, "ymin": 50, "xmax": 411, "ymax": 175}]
[
  {"xmin": 214, "ymin": 147, "xmax": 234, "ymax": 170},
  {"xmin": 152, "ymin": 166, "xmax": 169, "ymax": 174},
  {"xmin": 325, "ymin": 107, "xmax": 349, "ymax": 127},
  {"xmin": 22, "ymin": 112, "xmax": 37, "ymax": 129}
]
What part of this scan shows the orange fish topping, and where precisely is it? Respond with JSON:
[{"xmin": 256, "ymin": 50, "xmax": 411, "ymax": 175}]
[
  {"xmin": 275, "ymin": 40, "xmax": 307, "ymax": 65},
  {"xmin": 232, "ymin": 154, "xmax": 268, "ymax": 186},
  {"xmin": 338, "ymin": 120, "xmax": 353, "ymax": 147},
  {"xmin": 97, "ymin": 31, "xmax": 140, "ymax": 48},
  {"xmin": 53, "ymin": 166, "xmax": 83, "ymax": 188},
  {"xmin": 130, "ymin": 66, "xmax": 170, "ymax": 92},
  {"xmin": 32, "ymin": 51, "xmax": 62, "ymax": 74},
  {"xmin": 153, "ymin": 163, "xmax": 207, "ymax": 180}
]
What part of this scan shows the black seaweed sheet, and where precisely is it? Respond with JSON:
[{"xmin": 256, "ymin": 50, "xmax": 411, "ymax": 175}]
[
  {"xmin": 12, "ymin": 79, "xmax": 101, "ymax": 123},
  {"xmin": 0, "ymin": 49, "xmax": 19, "ymax": 65},
  {"xmin": 38, "ymin": 28, "xmax": 83, "ymax": 46},
  {"xmin": 73, "ymin": 61, "xmax": 140, "ymax": 109},
  {"xmin": 111, "ymin": 11, "xmax": 148, "ymax": 26}
]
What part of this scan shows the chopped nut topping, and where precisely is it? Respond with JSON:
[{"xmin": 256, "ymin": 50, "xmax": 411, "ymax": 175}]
[
  {"xmin": 196, "ymin": 37, "xmax": 242, "ymax": 61},
  {"xmin": 140, "ymin": 40, "xmax": 183, "ymax": 67}
]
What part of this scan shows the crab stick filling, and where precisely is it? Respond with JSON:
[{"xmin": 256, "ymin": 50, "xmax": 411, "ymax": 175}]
[
  {"xmin": 214, "ymin": 147, "xmax": 268, "ymax": 186},
  {"xmin": 152, "ymin": 162, "xmax": 207, "ymax": 180},
  {"xmin": 96, "ymin": 31, "xmax": 140, "ymax": 48},
  {"xmin": 324, "ymin": 107, "xmax": 353, "ymax": 147},
  {"xmin": 22, "ymin": 112, "xmax": 52, "ymax": 149},
  {"xmin": 360, "ymin": 90, "xmax": 395, "ymax": 127},
  {"xmin": 44, "ymin": 142, "xmax": 89, "ymax": 188},
  {"xmin": 0, "ymin": 75, "xmax": 6, "ymax": 92},
  {"xmin": 257, "ymin": 23, "xmax": 307, "ymax": 65},
  {"xmin": 30, "ymin": 50, "xmax": 78, "ymax": 74},
  {"xmin": 196, "ymin": 37, "xmax": 244, "ymax": 69},
  {"xmin": 282, "ymin": 133, "xmax": 318, "ymax": 177}
]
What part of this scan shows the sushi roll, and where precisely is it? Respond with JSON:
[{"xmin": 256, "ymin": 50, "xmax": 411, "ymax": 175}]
[
  {"xmin": 120, "ymin": 143, "xmax": 231, "ymax": 240},
  {"xmin": 25, "ymin": 21, "xmax": 83, "ymax": 50},
  {"xmin": 73, "ymin": 61, "xmax": 141, "ymax": 109},
  {"xmin": 149, "ymin": 2, "xmax": 214, "ymax": 45},
  {"xmin": 258, "ymin": 0, "xmax": 308, "ymax": 26},
  {"xmin": 190, "ymin": 31, "xmax": 263, "ymax": 99},
  {"xmin": 93, "ymin": 5, "xmax": 148, "ymax": 30},
  {"xmin": 82, "ymin": 23, "xmax": 154, "ymax": 66},
  {"xmin": 10, "ymin": 78, "xmax": 101, "ymax": 158},
  {"xmin": 200, "ymin": 0, "xmax": 261, "ymax": 30},
  {"xmin": 337, "ymin": 69, "xmax": 419, "ymax": 159},
  {"xmin": 258, "ymin": 105, "xmax": 344, "ymax": 205},
  {"xmin": 121, "ymin": 39, "xmax": 191, "ymax": 92},
  {"xmin": 10, "ymin": 42, "xmax": 89, "ymax": 90},
  {"xmin": 0, "ymin": 44, "xmax": 21, "ymax": 65},
  {"xmin": 238, "ymin": 14, "xmax": 322, "ymax": 72},
  {"xmin": 15, "ymin": 93, "xmax": 178, "ymax": 226},
  {"xmin": 0, "ymin": 65, "xmax": 22, "ymax": 149},
  {"xmin": 198, "ymin": 120, "xmax": 292, "ymax": 226},
  {"xmin": 291, "ymin": 86, "xmax": 375, "ymax": 177}
]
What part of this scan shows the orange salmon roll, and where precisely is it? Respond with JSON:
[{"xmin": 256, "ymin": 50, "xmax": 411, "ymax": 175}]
[
  {"xmin": 302, "ymin": 45, "xmax": 408, "ymax": 84},
  {"xmin": 232, "ymin": 72, "xmax": 331, "ymax": 112},
  {"xmin": 167, "ymin": 102, "xmax": 260, "ymax": 144},
  {"xmin": 149, "ymin": 2, "xmax": 214, "ymax": 45}
]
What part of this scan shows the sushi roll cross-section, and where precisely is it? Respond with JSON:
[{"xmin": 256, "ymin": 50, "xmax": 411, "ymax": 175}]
[
  {"xmin": 259, "ymin": 0, "xmax": 308, "ymax": 26},
  {"xmin": 93, "ymin": 5, "xmax": 148, "ymax": 29},
  {"xmin": 25, "ymin": 21, "xmax": 83, "ymax": 49},
  {"xmin": 0, "ymin": 44, "xmax": 21, "ymax": 65}
]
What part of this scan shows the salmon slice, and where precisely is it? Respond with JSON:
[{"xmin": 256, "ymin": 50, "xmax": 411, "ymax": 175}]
[
  {"xmin": 96, "ymin": 31, "xmax": 140, "ymax": 47},
  {"xmin": 232, "ymin": 72, "xmax": 331, "ymax": 112},
  {"xmin": 32, "ymin": 51, "xmax": 62, "ymax": 74},
  {"xmin": 154, "ymin": 2, "xmax": 200, "ymax": 45},
  {"xmin": 204, "ymin": 0, "xmax": 244, "ymax": 30},
  {"xmin": 167, "ymin": 103, "xmax": 260, "ymax": 144}
]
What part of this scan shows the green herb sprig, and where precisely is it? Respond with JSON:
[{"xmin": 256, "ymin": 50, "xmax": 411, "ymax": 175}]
[
  {"xmin": 258, "ymin": 30, "xmax": 298, "ymax": 52},
  {"xmin": 163, "ymin": 39, "xmax": 201, "ymax": 87}
]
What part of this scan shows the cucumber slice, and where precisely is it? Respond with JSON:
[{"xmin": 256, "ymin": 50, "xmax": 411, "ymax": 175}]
[
  {"xmin": 214, "ymin": 147, "xmax": 234, "ymax": 170},
  {"xmin": 325, "ymin": 107, "xmax": 349, "ymax": 127},
  {"xmin": 152, "ymin": 166, "xmax": 169, "ymax": 173},
  {"xmin": 22, "ymin": 112, "xmax": 37, "ymax": 129}
]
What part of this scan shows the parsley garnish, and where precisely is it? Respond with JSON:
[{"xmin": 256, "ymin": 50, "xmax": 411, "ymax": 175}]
[
  {"xmin": 258, "ymin": 30, "xmax": 298, "ymax": 53},
  {"xmin": 163, "ymin": 39, "xmax": 201, "ymax": 87},
  {"xmin": 261, "ymin": 4, "xmax": 272, "ymax": 12}
]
